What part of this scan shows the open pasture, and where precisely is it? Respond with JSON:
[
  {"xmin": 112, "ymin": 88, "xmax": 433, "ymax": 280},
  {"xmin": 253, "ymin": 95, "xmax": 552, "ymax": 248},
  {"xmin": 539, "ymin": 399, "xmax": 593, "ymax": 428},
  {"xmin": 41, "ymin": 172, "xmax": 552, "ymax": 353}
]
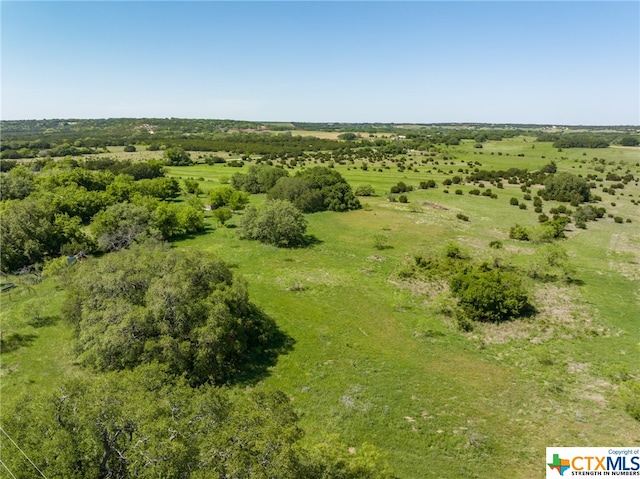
[{"xmin": 2, "ymin": 137, "xmax": 639, "ymax": 478}]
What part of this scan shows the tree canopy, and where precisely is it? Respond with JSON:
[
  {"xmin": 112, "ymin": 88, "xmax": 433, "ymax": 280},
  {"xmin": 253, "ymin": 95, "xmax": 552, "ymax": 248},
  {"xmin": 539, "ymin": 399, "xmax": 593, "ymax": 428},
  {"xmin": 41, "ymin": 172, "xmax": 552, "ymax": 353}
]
[
  {"xmin": 63, "ymin": 242, "xmax": 279, "ymax": 385},
  {"xmin": 239, "ymin": 200, "xmax": 308, "ymax": 247},
  {"xmin": 267, "ymin": 166, "xmax": 361, "ymax": 213}
]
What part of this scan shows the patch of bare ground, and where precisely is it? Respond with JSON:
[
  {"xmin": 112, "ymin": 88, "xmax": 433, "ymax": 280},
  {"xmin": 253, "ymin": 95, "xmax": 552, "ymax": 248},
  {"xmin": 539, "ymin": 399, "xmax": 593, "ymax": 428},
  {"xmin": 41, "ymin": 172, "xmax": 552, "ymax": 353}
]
[
  {"xmin": 389, "ymin": 278, "xmax": 449, "ymax": 302},
  {"xmin": 422, "ymin": 201, "xmax": 448, "ymax": 210},
  {"xmin": 470, "ymin": 284, "xmax": 608, "ymax": 345},
  {"xmin": 608, "ymin": 232, "xmax": 640, "ymax": 280}
]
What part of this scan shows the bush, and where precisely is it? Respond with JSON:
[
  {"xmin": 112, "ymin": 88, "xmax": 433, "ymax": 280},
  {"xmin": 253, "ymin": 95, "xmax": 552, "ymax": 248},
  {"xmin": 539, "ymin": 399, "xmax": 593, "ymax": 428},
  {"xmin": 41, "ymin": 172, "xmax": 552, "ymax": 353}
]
[
  {"xmin": 239, "ymin": 200, "xmax": 308, "ymax": 247},
  {"xmin": 489, "ymin": 240, "xmax": 503, "ymax": 249},
  {"xmin": 268, "ymin": 167, "xmax": 360, "ymax": 213},
  {"xmin": 510, "ymin": 197, "xmax": 519, "ymax": 206},
  {"xmin": 541, "ymin": 173, "xmax": 591, "ymax": 203},
  {"xmin": 614, "ymin": 216, "xmax": 624, "ymax": 224},
  {"xmin": 212, "ymin": 207, "xmax": 233, "ymax": 225},
  {"xmin": 209, "ymin": 186, "xmax": 249, "ymax": 211},
  {"xmin": 355, "ymin": 184, "xmax": 375, "ymax": 196},
  {"xmin": 63, "ymin": 242, "xmax": 277, "ymax": 385},
  {"xmin": 456, "ymin": 213, "xmax": 469, "ymax": 221},
  {"xmin": 450, "ymin": 269, "xmax": 530, "ymax": 323},
  {"xmin": 509, "ymin": 224, "xmax": 530, "ymax": 241},
  {"xmin": 398, "ymin": 194, "xmax": 409, "ymax": 203}
]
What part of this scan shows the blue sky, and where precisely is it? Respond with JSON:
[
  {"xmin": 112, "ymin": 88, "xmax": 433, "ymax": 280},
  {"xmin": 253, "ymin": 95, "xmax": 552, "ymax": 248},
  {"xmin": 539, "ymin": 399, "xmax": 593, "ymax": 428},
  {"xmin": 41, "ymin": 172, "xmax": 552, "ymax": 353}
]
[{"xmin": 2, "ymin": 1, "xmax": 638, "ymax": 125}]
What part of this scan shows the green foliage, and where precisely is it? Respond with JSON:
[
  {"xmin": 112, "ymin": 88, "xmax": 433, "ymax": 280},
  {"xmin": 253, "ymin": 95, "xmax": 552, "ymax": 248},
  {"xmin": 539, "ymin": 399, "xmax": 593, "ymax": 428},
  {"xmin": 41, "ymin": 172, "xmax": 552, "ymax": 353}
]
[
  {"xmin": 552, "ymin": 135, "xmax": 609, "ymax": 149},
  {"xmin": 443, "ymin": 242, "xmax": 468, "ymax": 260},
  {"xmin": 268, "ymin": 167, "xmax": 360, "ymax": 213},
  {"xmin": 0, "ymin": 165, "xmax": 36, "ymax": 200},
  {"xmin": 3, "ymin": 365, "xmax": 394, "ymax": 478},
  {"xmin": 231, "ymin": 164, "xmax": 290, "ymax": 194},
  {"xmin": 63, "ymin": 243, "xmax": 277, "ymax": 385},
  {"xmin": 622, "ymin": 380, "xmax": 640, "ymax": 421},
  {"xmin": 0, "ymin": 197, "xmax": 90, "ymax": 272},
  {"xmin": 183, "ymin": 178, "xmax": 202, "ymax": 195},
  {"xmin": 164, "ymin": 147, "xmax": 192, "ymax": 166},
  {"xmin": 355, "ymin": 184, "xmax": 375, "ymax": 196},
  {"xmin": 450, "ymin": 269, "xmax": 530, "ymax": 323},
  {"xmin": 373, "ymin": 233, "xmax": 390, "ymax": 250},
  {"xmin": 208, "ymin": 185, "xmax": 250, "ymax": 210},
  {"xmin": 509, "ymin": 224, "xmax": 530, "ymax": 241},
  {"xmin": 390, "ymin": 181, "xmax": 413, "ymax": 194},
  {"xmin": 136, "ymin": 177, "xmax": 181, "ymax": 200},
  {"xmin": 239, "ymin": 200, "xmax": 308, "ymax": 247},
  {"xmin": 212, "ymin": 206, "xmax": 233, "ymax": 225},
  {"xmin": 90, "ymin": 202, "xmax": 156, "ymax": 251},
  {"xmin": 619, "ymin": 136, "xmax": 640, "ymax": 147},
  {"xmin": 541, "ymin": 172, "xmax": 591, "ymax": 203}
]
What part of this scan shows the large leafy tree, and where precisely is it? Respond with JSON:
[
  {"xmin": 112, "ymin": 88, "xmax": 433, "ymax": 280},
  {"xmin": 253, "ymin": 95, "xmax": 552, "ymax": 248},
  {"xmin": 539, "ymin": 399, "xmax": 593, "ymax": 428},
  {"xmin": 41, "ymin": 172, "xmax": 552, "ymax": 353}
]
[
  {"xmin": 267, "ymin": 166, "xmax": 360, "ymax": 213},
  {"xmin": 3, "ymin": 365, "xmax": 395, "ymax": 479},
  {"xmin": 0, "ymin": 197, "xmax": 90, "ymax": 272},
  {"xmin": 541, "ymin": 172, "xmax": 591, "ymax": 203},
  {"xmin": 239, "ymin": 200, "xmax": 308, "ymax": 247},
  {"xmin": 63, "ymin": 242, "xmax": 277, "ymax": 385}
]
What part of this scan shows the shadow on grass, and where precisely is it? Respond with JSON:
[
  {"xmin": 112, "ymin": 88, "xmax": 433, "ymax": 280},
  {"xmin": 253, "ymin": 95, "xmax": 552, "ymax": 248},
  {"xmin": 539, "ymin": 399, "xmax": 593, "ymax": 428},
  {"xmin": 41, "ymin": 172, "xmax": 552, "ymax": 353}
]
[
  {"xmin": 231, "ymin": 305, "xmax": 296, "ymax": 387},
  {"xmin": 301, "ymin": 234, "xmax": 323, "ymax": 247},
  {"xmin": 27, "ymin": 315, "xmax": 61, "ymax": 328},
  {"xmin": 168, "ymin": 226, "xmax": 215, "ymax": 242},
  {"xmin": 1, "ymin": 332, "xmax": 38, "ymax": 354}
]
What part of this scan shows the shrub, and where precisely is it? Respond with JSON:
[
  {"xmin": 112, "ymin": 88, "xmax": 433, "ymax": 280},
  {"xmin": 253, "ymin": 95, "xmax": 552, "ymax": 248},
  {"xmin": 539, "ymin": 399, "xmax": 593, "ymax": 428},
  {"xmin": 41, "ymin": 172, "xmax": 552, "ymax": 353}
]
[
  {"xmin": 489, "ymin": 240, "xmax": 503, "ymax": 249},
  {"xmin": 239, "ymin": 200, "xmax": 308, "ymax": 247},
  {"xmin": 456, "ymin": 213, "xmax": 469, "ymax": 221},
  {"xmin": 212, "ymin": 207, "xmax": 233, "ymax": 226},
  {"xmin": 510, "ymin": 197, "xmax": 519, "ymax": 206},
  {"xmin": 509, "ymin": 224, "xmax": 530, "ymax": 241},
  {"xmin": 541, "ymin": 172, "xmax": 591, "ymax": 203},
  {"xmin": 455, "ymin": 189, "xmax": 463, "ymax": 195},
  {"xmin": 614, "ymin": 216, "xmax": 624, "ymax": 224},
  {"xmin": 209, "ymin": 186, "xmax": 249, "ymax": 211},
  {"xmin": 398, "ymin": 194, "xmax": 409, "ymax": 203},
  {"xmin": 444, "ymin": 242, "xmax": 467, "ymax": 260},
  {"xmin": 450, "ymin": 269, "xmax": 530, "ymax": 322},
  {"xmin": 355, "ymin": 184, "xmax": 375, "ymax": 196}
]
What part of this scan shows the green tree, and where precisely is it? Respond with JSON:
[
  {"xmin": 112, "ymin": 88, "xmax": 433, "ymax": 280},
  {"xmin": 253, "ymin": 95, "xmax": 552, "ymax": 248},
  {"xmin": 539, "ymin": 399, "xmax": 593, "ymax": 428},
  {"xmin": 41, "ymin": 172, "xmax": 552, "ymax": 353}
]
[
  {"xmin": 231, "ymin": 164, "xmax": 289, "ymax": 194},
  {"xmin": 208, "ymin": 186, "xmax": 249, "ymax": 210},
  {"xmin": 63, "ymin": 242, "xmax": 278, "ymax": 385},
  {"xmin": 136, "ymin": 177, "xmax": 181, "ymax": 200},
  {"xmin": 450, "ymin": 269, "xmax": 530, "ymax": 323},
  {"xmin": 212, "ymin": 206, "xmax": 233, "ymax": 226},
  {"xmin": 268, "ymin": 167, "xmax": 360, "ymax": 213},
  {"xmin": 0, "ymin": 197, "xmax": 89, "ymax": 272},
  {"xmin": 541, "ymin": 173, "xmax": 591, "ymax": 203},
  {"xmin": 90, "ymin": 202, "xmax": 156, "ymax": 252},
  {"xmin": 0, "ymin": 165, "xmax": 35, "ymax": 200},
  {"xmin": 239, "ymin": 200, "xmax": 308, "ymax": 247},
  {"xmin": 183, "ymin": 178, "xmax": 202, "ymax": 195},
  {"xmin": 164, "ymin": 147, "xmax": 192, "ymax": 166}
]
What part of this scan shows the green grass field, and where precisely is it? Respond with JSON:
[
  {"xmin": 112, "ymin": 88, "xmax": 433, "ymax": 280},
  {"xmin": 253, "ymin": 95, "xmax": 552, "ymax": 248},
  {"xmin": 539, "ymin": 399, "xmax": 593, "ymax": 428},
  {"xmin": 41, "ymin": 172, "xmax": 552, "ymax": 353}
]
[{"xmin": 2, "ymin": 138, "xmax": 639, "ymax": 478}]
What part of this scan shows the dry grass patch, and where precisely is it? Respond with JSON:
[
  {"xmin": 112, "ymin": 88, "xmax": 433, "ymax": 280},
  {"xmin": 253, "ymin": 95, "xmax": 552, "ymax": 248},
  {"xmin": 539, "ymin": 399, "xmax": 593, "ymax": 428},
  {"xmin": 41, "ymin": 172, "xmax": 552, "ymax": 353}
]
[
  {"xmin": 608, "ymin": 232, "xmax": 640, "ymax": 280},
  {"xmin": 469, "ymin": 284, "xmax": 608, "ymax": 345}
]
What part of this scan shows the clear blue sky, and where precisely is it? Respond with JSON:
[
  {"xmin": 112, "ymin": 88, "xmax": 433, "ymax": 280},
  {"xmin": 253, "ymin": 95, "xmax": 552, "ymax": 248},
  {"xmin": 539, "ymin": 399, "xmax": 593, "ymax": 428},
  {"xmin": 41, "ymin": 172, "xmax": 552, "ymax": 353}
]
[{"xmin": 2, "ymin": 1, "xmax": 639, "ymax": 125}]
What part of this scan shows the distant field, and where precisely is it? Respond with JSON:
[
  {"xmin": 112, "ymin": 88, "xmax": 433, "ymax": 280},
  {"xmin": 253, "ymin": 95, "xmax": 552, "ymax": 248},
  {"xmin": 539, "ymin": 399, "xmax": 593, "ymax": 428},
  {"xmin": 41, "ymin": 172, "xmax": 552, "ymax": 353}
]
[{"xmin": 2, "ymin": 137, "xmax": 639, "ymax": 478}]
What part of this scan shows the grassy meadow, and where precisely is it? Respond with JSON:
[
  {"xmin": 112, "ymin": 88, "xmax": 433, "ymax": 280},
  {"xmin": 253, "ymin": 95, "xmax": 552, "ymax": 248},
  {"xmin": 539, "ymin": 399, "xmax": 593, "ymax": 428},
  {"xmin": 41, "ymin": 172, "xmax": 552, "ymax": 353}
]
[{"xmin": 1, "ymin": 136, "xmax": 639, "ymax": 478}]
